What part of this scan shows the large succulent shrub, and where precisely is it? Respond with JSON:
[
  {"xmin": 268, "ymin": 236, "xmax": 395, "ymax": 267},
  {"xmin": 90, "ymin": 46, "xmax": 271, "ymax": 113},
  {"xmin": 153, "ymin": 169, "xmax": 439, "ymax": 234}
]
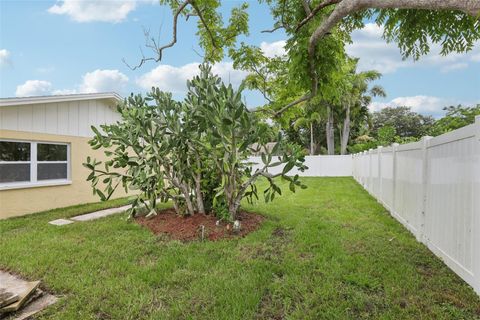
[{"xmin": 84, "ymin": 64, "xmax": 306, "ymax": 220}]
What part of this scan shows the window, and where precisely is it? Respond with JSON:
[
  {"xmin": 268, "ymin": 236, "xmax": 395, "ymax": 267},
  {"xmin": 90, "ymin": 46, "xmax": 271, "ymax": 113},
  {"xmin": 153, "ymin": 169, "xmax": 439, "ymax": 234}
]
[
  {"xmin": 0, "ymin": 140, "xmax": 70, "ymax": 188},
  {"xmin": 37, "ymin": 143, "xmax": 68, "ymax": 180},
  {"xmin": 0, "ymin": 141, "xmax": 31, "ymax": 183}
]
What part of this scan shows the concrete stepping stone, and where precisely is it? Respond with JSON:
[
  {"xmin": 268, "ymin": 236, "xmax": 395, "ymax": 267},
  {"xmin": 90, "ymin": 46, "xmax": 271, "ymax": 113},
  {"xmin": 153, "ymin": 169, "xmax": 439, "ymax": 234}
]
[
  {"xmin": 70, "ymin": 205, "xmax": 130, "ymax": 222},
  {"xmin": 0, "ymin": 271, "xmax": 57, "ymax": 319},
  {"xmin": 0, "ymin": 290, "xmax": 19, "ymax": 308},
  {"xmin": 10, "ymin": 292, "xmax": 57, "ymax": 320},
  {"xmin": 48, "ymin": 219, "xmax": 74, "ymax": 226},
  {"xmin": 0, "ymin": 271, "xmax": 40, "ymax": 314},
  {"xmin": 0, "ymin": 282, "xmax": 40, "ymax": 313}
]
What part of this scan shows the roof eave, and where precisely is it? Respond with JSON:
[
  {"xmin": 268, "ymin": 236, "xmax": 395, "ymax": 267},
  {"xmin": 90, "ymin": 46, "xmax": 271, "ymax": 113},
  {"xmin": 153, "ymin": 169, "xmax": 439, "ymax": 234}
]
[{"xmin": 0, "ymin": 92, "xmax": 123, "ymax": 107}]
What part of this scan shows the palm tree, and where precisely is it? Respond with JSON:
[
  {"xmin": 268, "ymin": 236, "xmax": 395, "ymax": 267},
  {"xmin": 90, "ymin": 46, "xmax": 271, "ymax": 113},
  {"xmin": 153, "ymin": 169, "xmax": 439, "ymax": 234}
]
[
  {"xmin": 294, "ymin": 102, "xmax": 322, "ymax": 155},
  {"xmin": 339, "ymin": 59, "xmax": 386, "ymax": 155}
]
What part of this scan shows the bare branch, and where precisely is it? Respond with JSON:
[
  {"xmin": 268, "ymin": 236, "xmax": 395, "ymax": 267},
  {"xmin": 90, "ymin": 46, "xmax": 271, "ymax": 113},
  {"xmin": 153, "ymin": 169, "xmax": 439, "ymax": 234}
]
[
  {"xmin": 262, "ymin": 0, "xmax": 290, "ymax": 33},
  {"xmin": 296, "ymin": 0, "xmax": 342, "ymax": 32},
  {"xmin": 185, "ymin": 12, "xmax": 198, "ymax": 20},
  {"xmin": 273, "ymin": 93, "xmax": 312, "ymax": 117},
  {"xmin": 124, "ymin": 0, "xmax": 190, "ymax": 70},
  {"xmin": 261, "ymin": 25, "xmax": 285, "ymax": 33},
  {"xmin": 249, "ymin": 63, "xmax": 273, "ymax": 103}
]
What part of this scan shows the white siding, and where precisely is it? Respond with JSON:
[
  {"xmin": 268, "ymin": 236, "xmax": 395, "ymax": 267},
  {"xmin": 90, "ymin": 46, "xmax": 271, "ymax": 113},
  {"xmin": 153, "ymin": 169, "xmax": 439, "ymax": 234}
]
[
  {"xmin": 0, "ymin": 99, "xmax": 121, "ymax": 137},
  {"xmin": 32, "ymin": 104, "xmax": 46, "ymax": 133},
  {"xmin": 1, "ymin": 106, "xmax": 18, "ymax": 131},
  {"xmin": 45, "ymin": 103, "xmax": 57, "ymax": 134},
  {"xmin": 78, "ymin": 101, "xmax": 90, "ymax": 137},
  {"xmin": 68, "ymin": 101, "xmax": 79, "ymax": 136},
  {"xmin": 18, "ymin": 105, "xmax": 33, "ymax": 131}
]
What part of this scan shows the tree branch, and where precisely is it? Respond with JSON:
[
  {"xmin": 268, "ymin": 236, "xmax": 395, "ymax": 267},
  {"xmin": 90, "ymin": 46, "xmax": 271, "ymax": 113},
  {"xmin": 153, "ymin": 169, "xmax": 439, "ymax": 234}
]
[
  {"xmin": 276, "ymin": 0, "xmax": 480, "ymax": 116},
  {"xmin": 302, "ymin": 0, "xmax": 312, "ymax": 15},
  {"xmin": 296, "ymin": 0, "xmax": 342, "ymax": 32},
  {"xmin": 261, "ymin": 25, "xmax": 285, "ymax": 33},
  {"xmin": 190, "ymin": 0, "xmax": 219, "ymax": 49},
  {"xmin": 124, "ymin": 0, "xmax": 190, "ymax": 70},
  {"xmin": 262, "ymin": 0, "xmax": 290, "ymax": 33},
  {"xmin": 272, "ymin": 93, "xmax": 312, "ymax": 117}
]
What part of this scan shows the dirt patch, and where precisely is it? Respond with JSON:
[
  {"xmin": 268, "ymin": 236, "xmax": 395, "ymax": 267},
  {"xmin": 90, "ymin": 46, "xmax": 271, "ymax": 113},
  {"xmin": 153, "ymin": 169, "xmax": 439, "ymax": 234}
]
[
  {"xmin": 238, "ymin": 227, "xmax": 292, "ymax": 263},
  {"xmin": 136, "ymin": 208, "xmax": 264, "ymax": 241},
  {"xmin": 255, "ymin": 289, "xmax": 284, "ymax": 320}
]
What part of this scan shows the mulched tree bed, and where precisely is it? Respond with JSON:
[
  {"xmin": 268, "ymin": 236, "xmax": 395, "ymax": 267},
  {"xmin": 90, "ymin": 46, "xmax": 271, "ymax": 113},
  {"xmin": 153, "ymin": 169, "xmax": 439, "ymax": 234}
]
[{"xmin": 136, "ymin": 208, "xmax": 264, "ymax": 241}]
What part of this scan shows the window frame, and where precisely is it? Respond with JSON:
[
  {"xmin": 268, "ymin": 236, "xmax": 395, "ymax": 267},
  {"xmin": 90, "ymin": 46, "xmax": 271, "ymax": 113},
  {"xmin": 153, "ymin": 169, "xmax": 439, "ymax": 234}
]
[{"xmin": 0, "ymin": 139, "xmax": 71, "ymax": 190}]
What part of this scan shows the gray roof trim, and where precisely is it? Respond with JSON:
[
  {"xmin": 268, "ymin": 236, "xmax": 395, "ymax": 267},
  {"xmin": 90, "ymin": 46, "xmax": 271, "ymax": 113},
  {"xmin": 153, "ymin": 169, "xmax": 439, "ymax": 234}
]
[{"xmin": 0, "ymin": 92, "xmax": 123, "ymax": 107}]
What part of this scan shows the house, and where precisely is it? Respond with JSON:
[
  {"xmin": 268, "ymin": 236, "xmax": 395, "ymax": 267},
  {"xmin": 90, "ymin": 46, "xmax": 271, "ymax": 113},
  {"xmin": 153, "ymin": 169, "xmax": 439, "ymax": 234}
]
[{"xmin": 0, "ymin": 93, "xmax": 128, "ymax": 219}]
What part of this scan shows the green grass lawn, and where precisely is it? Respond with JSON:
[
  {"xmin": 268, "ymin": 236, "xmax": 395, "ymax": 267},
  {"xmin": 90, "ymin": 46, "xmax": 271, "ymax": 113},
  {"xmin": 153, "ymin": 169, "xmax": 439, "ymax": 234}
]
[{"xmin": 1, "ymin": 177, "xmax": 479, "ymax": 319}]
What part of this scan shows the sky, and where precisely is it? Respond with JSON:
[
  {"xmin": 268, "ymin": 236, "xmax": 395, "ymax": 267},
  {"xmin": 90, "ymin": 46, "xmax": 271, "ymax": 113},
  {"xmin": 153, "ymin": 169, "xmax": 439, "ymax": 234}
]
[{"xmin": 0, "ymin": 0, "xmax": 479, "ymax": 118}]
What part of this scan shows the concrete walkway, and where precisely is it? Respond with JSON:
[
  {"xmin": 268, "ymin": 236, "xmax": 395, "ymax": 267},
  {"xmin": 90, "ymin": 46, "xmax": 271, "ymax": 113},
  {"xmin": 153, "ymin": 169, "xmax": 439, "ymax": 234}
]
[
  {"xmin": 70, "ymin": 205, "xmax": 130, "ymax": 221},
  {"xmin": 48, "ymin": 205, "xmax": 130, "ymax": 226}
]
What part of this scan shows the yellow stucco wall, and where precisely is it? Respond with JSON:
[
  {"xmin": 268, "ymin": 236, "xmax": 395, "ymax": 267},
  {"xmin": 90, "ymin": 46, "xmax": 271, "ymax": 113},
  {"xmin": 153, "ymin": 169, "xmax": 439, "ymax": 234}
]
[{"xmin": 0, "ymin": 129, "xmax": 130, "ymax": 219}]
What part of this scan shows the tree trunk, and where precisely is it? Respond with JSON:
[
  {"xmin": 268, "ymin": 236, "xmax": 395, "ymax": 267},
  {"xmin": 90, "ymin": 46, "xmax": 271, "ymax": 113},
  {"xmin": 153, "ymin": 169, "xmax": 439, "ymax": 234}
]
[
  {"xmin": 310, "ymin": 122, "xmax": 314, "ymax": 155},
  {"xmin": 194, "ymin": 157, "xmax": 205, "ymax": 214},
  {"xmin": 184, "ymin": 194, "xmax": 195, "ymax": 215},
  {"xmin": 326, "ymin": 105, "xmax": 335, "ymax": 155},
  {"xmin": 194, "ymin": 175, "xmax": 205, "ymax": 214},
  {"xmin": 340, "ymin": 104, "xmax": 351, "ymax": 155},
  {"xmin": 179, "ymin": 183, "xmax": 195, "ymax": 215},
  {"xmin": 172, "ymin": 198, "xmax": 180, "ymax": 215}
]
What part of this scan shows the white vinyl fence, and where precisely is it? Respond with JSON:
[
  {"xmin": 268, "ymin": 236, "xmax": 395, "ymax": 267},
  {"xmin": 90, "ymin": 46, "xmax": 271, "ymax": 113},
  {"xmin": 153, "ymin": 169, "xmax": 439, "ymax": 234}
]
[
  {"xmin": 247, "ymin": 155, "xmax": 352, "ymax": 177},
  {"xmin": 353, "ymin": 116, "xmax": 480, "ymax": 296}
]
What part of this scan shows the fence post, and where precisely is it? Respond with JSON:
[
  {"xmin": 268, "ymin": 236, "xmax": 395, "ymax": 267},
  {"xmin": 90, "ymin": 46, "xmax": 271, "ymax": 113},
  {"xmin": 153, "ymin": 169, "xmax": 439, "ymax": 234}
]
[
  {"xmin": 368, "ymin": 149, "xmax": 373, "ymax": 193},
  {"xmin": 350, "ymin": 153, "xmax": 357, "ymax": 180},
  {"xmin": 474, "ymin": 116, "xmax": 480, "ymax": 295},
  {"xmin": 378, "ymin": 146, "xmax": 383, "ymax": 200},
  {"xmin": 363, "ymin": 151, "xmax": 367, "ymax": 186},
  {"xmin": 420, "ymin": 136, "xmax": 432, "ymax": 243},
  {"xmin": 391, "ymin": 143, "xmax": 399, "ymax": 215}
]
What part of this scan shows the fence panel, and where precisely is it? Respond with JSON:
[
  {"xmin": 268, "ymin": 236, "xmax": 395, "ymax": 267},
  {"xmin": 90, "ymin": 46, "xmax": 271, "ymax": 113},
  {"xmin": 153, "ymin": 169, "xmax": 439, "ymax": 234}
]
[
  {"xmin": 370, "ymin": 149, "xmax": 381, "ymax": 198},
  {"xmin": 394, "ymin": 142, "xmax": 424, "ymax": 236},
  {"xmin": 424, "ymin": 124, "xmax": 479, "ymax": 287},
  {"xmin": 380, "ymin": 147, "xmax": 394, "ymax": 211},
  {"xmin": 352, "ymin": 116, "xmax": 480, "ymax": 296},
  {"xmin": 247, "ymin": 155, "xmax": 352, "ymax": 177}
]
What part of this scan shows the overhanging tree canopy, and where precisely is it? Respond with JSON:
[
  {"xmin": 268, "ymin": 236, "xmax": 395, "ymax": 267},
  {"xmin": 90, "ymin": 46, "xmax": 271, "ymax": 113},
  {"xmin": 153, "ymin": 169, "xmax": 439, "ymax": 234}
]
[{"xmin": 125, "ymin": 0, "xmax": 480, "ymax": 114}]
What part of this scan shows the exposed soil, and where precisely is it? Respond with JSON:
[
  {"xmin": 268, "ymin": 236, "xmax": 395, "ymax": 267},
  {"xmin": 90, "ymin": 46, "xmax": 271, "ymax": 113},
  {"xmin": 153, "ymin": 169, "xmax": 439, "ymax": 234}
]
[{"xmin": 136, "ymin": 208, "xmax": 264, "ymax": 241}]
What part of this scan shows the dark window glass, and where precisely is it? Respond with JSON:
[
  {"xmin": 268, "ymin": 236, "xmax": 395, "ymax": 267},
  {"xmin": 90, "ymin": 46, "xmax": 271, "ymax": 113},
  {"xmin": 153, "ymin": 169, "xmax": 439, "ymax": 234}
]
[
  {"xmin": 37, "ymin": 163, "xmax": 67, "ymax": 180},
  {"xmin": 0, "ymin": 141, "xmax": 30, "ymax": 161},
  {"xmin": 0, "ymin": 164, "xmax": 30, "ymax": 183},
  {"xmin": 37, "ymin": 144, "xmax": 67, "ymax": 161}
]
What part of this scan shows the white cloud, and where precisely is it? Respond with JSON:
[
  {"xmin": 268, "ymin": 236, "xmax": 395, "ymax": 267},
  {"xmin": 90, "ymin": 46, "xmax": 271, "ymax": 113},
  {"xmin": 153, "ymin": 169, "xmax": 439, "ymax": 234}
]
[
  {"xmin": 369, "ymin": 95, "xmax": 462, "ymax": 117},
  {"xmin": 136, "ymin": 62, "xmax": 247, "ymax": 93},
  {"xmin": 15, "ymin": 80, "xmax": 53, "ymax": 97},
  {"xmin": 52, "ymin": 89, "xmax": 77, "ymax": 95},
  {"xmin": 0, "ymin": 49, "xmax": 11, "ymax": 67},
  {"xmin": 47, "ymin": 0, "xmax": 153, "ymax": 23},
  {"xmin": 440, "ymin": 63, "xmax": 468, "ymax": 73},
  {"xmin": 347, "ymin": 23, "xmax": 480, "ymax": 74},
  {"xmin": 260, "ymin": 40, "xmax": 286, "ymax": 58},
  {"xmin": 471, "ymin": 53, "xmax": 480, "ymax": 62},
  {"xmin": 15, "ymin": 69, "xmax": 128, "ymax": 97},
  {"xmin": 36, "ymin": 66, "xmax": 55, "ymax": 74},
  {"xmin": 79, "ymin": 69, "xmax": 129, "ymax": 93}
]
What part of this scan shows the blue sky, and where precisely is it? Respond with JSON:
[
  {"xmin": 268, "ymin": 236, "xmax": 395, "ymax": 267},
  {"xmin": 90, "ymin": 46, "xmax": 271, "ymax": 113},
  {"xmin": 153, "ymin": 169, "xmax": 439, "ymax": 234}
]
[{"xmin": 1, "ymin": 0, "xmax": 479, "ymax": 117}]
